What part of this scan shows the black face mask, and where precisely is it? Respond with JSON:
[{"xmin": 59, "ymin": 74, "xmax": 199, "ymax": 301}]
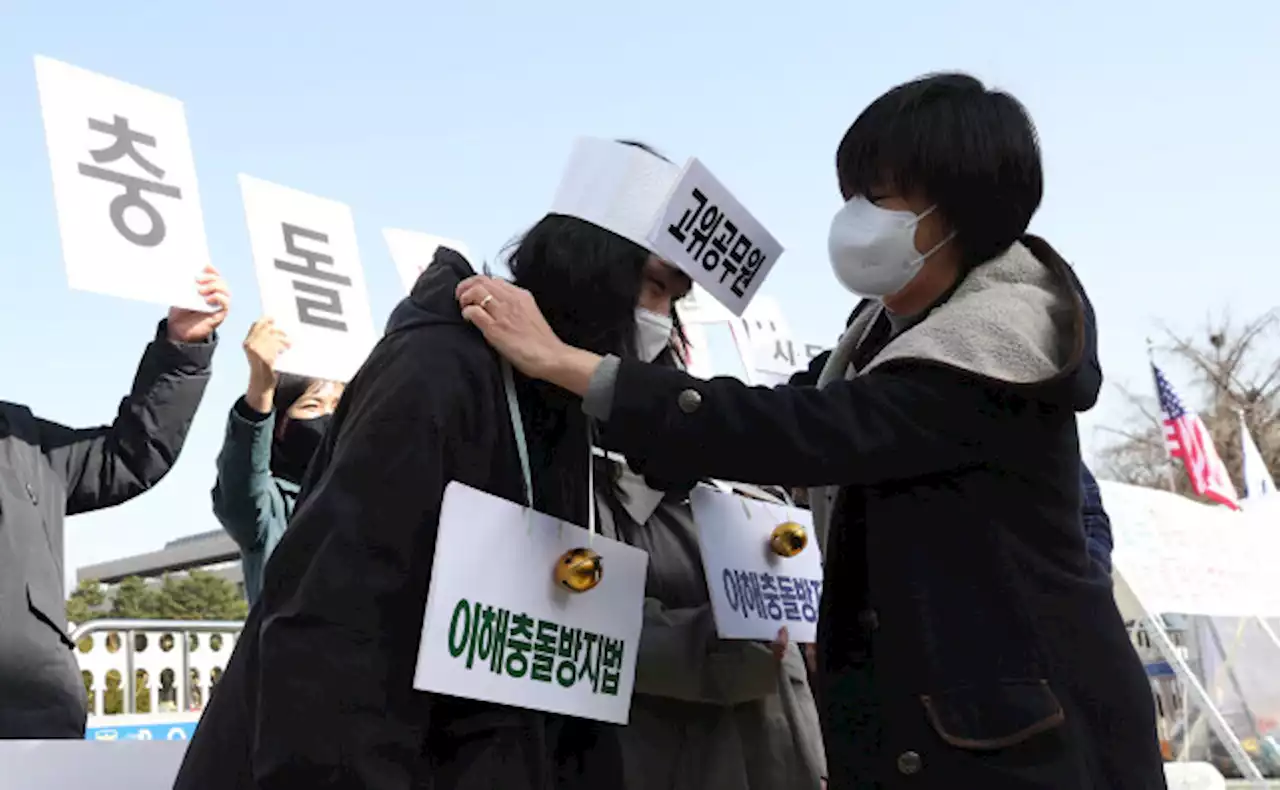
[{"xmin": 270, "ymin": 413, "xmax": 333, "ymax": 485}]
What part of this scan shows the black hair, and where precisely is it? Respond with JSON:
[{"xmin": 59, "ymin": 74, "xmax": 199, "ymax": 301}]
[
  {"xmin": 835, "ymin": 72, "xmax": 1043, "ymax": 269},
  {"xmin": 272, "ymin": 373, "xmax": 317, "ymax": 415},
  {"xmin": 504, "ymin": 138, "xmax": 684, "ymax": 528}
]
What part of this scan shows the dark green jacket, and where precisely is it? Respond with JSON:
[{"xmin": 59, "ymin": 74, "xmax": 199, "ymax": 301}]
[{"xmin": 211, "ymin": 398, "xmax": 298, "ymax": 606}]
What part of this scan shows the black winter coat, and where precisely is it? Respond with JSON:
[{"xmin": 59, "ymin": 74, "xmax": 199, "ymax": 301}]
[
  {"xmin": 173, "ymin": 250, "xmax": 623, "ymax": 790},
  {"xmin": 597, "ymin": 238, "xmax": 1165, "ymax": 789},
  {"xmin": 0, "ymin": 321, "xmax": 214, "ymax": 738}
]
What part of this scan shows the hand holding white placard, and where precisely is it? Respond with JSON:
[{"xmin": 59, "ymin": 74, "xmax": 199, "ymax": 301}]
[
  {"xmin": 383, "ymin": 228, "xmax": 473, "ymax": 294},
  {"xmin": 34, "ymin": 56, "xmax": 213, "ymax": 312},
  {"xmin": 691, "ymin": 487, "xmax": 824, "ymax": 643},
  {"xmin": 414, "ymin": 482, "xmax": 648, "ymax": 724},
  {"xmin": 238, "ymin": 175, "xmax": 376, "ymax": 383}
]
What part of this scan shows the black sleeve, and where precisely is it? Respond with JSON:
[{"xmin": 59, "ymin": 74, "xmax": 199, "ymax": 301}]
[
  {"xmin": 252, "ymin": 332, "xmax": 482, "ymax": 790},
  {"xmin": 605, "ymin": 357, "xmax": 1012, "ymax": 488},
  {"xmin": 787, "ymin": 349, "xmax": 832, "ymax": 388},
  {"xmin": 37, "ymin": 320, "xmax": 215, "ymax": 516}
]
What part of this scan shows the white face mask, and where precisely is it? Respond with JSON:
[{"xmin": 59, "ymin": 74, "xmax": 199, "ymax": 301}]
[
  {"xmin": 827, "ymin": 197, "xmax": 955, "ymax": 298},
  {"xmin": 635, "ymin": 308, "xmax": 673, "ymax": 362}
]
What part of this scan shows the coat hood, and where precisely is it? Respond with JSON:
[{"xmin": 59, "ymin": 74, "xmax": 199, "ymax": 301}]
[
  {"xmin": 385, "ymin": 246, "xmax": 477, "ymax": 337},
  {"xmin": 842, "ymin": 235, "xmax": 1102, "ymax": 412}
]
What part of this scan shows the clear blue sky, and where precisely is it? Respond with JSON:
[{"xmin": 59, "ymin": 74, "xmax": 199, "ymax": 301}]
[{"xmin": 1, "ymin": 1, "xmax": 1275, "ymax": 589}]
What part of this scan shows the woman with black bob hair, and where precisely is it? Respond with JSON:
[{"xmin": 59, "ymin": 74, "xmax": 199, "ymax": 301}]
[
  {"xmin": 173, "ymin": 140, "xmax": 686, "ymax": 790},
  {"xmin": 459, "ymin": 74, "xmax": 1167, "ymax": 788}
]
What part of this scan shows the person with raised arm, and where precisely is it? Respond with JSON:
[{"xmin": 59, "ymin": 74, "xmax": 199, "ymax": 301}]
[{"xmin": 0, "ymin": 265, "xmax": 228, "ymax": 739}]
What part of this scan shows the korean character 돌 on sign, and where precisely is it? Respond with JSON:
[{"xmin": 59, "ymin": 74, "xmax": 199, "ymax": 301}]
[
  {"xmin": 532, "ymin": 619, "xmax": 559, "ymax": 683},
  {"xmin": 447, "ymin": 599, "xmax": 482, "ymax": 668},
  {"xmin": 77, "ymin": 115, "xmax": 182, "ymax": 248},
  {"xmin": 556, "ymin": 626, "xmax": 582, "ymax": 689},
  {"xmin": 273, "ymin": 223, "xmax": 352, "ymax": 332},
  {"xmin": 777, "ymin": 576, "xmax": 802, "ymax": 622},
  {"xmin": 600, "ymin": 637, "xmax": 624, "ymax": 696},
  {"xmin": 504, "ymin": 612, "xmax": 535, "ymax": 678}
]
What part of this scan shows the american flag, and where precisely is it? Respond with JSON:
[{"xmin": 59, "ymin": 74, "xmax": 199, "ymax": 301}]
[{"xmin": 1152, "ymin": 364, "xmax": 1240, "ymax": 509}]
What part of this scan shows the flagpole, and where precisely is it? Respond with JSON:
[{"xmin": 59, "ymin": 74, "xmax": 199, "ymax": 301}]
[{"xmin": 1148, "ymin": 342, "xmax": 1267, "ymax": 767}]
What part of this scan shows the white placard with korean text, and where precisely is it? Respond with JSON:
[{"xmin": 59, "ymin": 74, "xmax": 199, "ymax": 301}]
[
  {"xmin": 647, "ymin": 159, "xmax": 783, "ymax": 317},
  {"xmin": 414, "ymin": 482, "xmax": 649, "ymax": 724},
  {"xmin": 1103, "ymin": 479, "xmax": 1280, "ymax": 617},
  {"xmin": 753, "ymin": 336, "xmax": 828, "ymax": 379},
  {"xmin": 239, "ymin": 175, "xmax": 376, "ymax": 383},
  {"xmin": 690, "ymin": 486, "xmax": 824, "ymax": 643},
  {"xmin": 34, "ymin": 56, "xmax": 213, "ymax": 312},
  {"xmin": 383, "ymin": 228, "xmax": 474, "ymax": 294}
]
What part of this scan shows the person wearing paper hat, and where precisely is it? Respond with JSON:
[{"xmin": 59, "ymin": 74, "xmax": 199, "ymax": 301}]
[
  {"xmin": 0, "ymin": 265, "xmax": 228, "ymax": 739},
  {"xmin": 210, "ymin": 316, "xmax": 345, "ymax": 606},
  {"xmin": 458, "ymin": 75, "xmax": 1164, "ymax": 789},
  {"xmin": 174, "ymin": 142, "xmax": 719, "ymax": 790}
]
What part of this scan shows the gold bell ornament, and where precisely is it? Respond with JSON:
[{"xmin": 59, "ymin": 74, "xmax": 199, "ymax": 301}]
[
  {"xmin": 555, "ymin": 548, "xmax": 603, "ymax": 592},
  {"xmin": 769, "ymin": 521, "xmax": 808, "ymax": 558}
]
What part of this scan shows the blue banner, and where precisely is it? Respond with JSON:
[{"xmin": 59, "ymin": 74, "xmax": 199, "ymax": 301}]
[{"xmin": 85, "ymin": 721, "xmax": 196, "ymax": 741}]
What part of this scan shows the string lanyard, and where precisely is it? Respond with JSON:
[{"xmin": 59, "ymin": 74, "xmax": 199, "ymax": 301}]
[
  {"xmin": 500, "ymin": 358, "xmax": 596, "ymax": 540},
  {"xmin": 501, "ymin": 360, "xmax": 534, "ymax": 511}
]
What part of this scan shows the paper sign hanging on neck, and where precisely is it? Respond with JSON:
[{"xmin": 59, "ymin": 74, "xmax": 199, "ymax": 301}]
[
  {"xmin": 383, "ymin": 228, "xmax": 474, "ymax": 294},
  {"xmin": 549, "ymin": 138, "xmax": 783, "ymax": 316},
  {"xmin": 239, "ymin": 175, "xmax": 376, "ymax": 383},
  {"xmin": 414, "ymin": 482, "xmax": 649, "ymax": 724},
  {"xmin": 690, "ymin": 486, "xmax": 823, "ymax": 643}
]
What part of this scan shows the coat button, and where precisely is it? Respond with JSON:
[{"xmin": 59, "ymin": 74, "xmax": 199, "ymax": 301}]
[
  {"xmin": 677, "ymin": 389, "xmax": 702, "ymax": 414},
  {"xmin": 896, "ymin": 751, "xmax": 922, "ymax": 775},
  {"xmin": 25, "ymin": 483, "xmax": 37, "ymax": 505},
  {"xmin": 858, "ymin": 608, "xmax": 879, "ymax": 631}
]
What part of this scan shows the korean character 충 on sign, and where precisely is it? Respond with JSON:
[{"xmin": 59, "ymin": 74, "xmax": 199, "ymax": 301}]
[
  {"xmin": 273, "ymin": 223, "xmax": 353, "ymax": 331},
  {"xmin": 777, "ymin": 576, "xmax": 801, "ymax": 621},
  {"xmin": 77, "ymin": 114, "xmax": 183, "ymax": 248},
  {"xmin": 531, "ymin": 619, "xmax": 559, "ymax": 683},
  {"xmin": 556, "ymin": 626, "xmax": 582, "ymax": 689},
  {"xmin": 504, "ymin": 612, "xmax": 534, "ymax": 678},
  {"xmin": 759, "ymin": 573, "xmax": 783, "ymax": 620},
  {"xmin": 599, "ymin": 637, "xmax": 624, "ymax": 696},
  {"xmin": 447, "ymin": 599, "xmax": 482, "ymax": 668}
]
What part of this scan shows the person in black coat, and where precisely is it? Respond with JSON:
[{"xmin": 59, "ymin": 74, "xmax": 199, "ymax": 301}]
[
  {"xmin": 0, "ymin": 265, "xmax": 228, "ymax": 739},
  {"xmin": 458, "ymin": 73, "xmax": 1166, "ymax": 789},
  {"xmin": 173, "ymin": 180, "xmax": 698, "ymax": 788}
]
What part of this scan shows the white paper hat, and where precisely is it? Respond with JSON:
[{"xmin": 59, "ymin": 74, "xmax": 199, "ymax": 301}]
[{"xmin": 548, "ymin": 137, "xmax": 681, "ymax": 254}]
